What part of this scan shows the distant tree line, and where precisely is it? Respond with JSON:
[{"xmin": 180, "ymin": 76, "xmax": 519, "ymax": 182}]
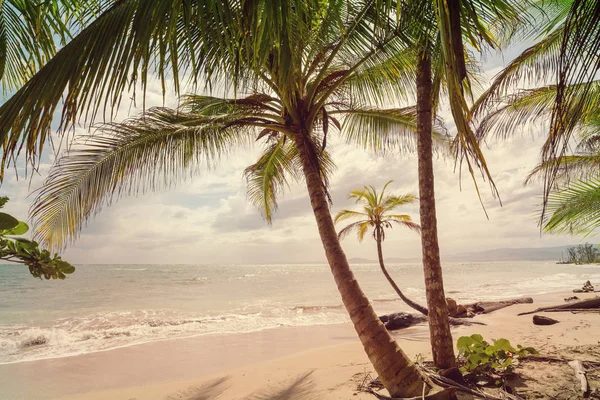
[{"xmin": 560, "ymin": 243, "xmax": 600, "ymax": 264}]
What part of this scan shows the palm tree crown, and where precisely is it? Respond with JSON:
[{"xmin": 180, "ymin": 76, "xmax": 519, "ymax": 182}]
[{"xmin": 334, "ymin": 180, "xmax": 420, "ymax": 242}]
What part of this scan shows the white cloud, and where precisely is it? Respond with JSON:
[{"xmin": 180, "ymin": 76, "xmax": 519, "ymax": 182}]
[{"xmin": 0, "ymin": 54, "xmax": 588, "ymax": 265}]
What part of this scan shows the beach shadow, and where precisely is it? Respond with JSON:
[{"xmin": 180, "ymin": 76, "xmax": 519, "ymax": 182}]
[
  {"xmin": 164, "ymin": 371, "xmax": 316, "ymax": 400},
  {"xmin": 165, "ymin": 376, "xmax": 230, "ymax": 400},
  {"xmin": 244, "ymin": 371, "xmax": 315, "ymax": 400}
]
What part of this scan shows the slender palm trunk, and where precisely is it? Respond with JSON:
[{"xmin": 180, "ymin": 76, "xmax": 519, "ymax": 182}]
[
  {"xmin": 416, "ymin": 51, "xmax": 456, "ymax": 369},
  {"xmin": 294, "ymin": 130, "xmax": 426, "ymax": 398},
  {"xmin": 375, "ymin": 227, "xmax": 428, "ymax": 316}
]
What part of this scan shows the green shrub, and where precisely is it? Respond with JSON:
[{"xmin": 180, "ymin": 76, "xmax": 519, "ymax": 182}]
[
  {"xmin": 456, "ymin": 334, "xmax": 537, "ymax": 374},
  {"xmin": 0, "ymin": 197, "xmax": 75, "ymax": 279}
]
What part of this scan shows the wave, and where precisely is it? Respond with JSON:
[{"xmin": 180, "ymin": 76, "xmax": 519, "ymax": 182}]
[
  {"xmin": 291, "ymin": 305, "xmax": 343, "ymax": 312},
  {"xmin": 0, "ymin": 308, "xmax": 350, "ymax": 365},
  {"xmin": 108, "ymin": 268, "xmax": 147, "ymax": 271}
]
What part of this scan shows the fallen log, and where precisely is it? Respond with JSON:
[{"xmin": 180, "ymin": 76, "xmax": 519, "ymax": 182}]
[
  {"xmin": 568, "ymin": 360, "xmax": 589, "ymax": 397},
  {"xmin": 518, "ymin": 296, "xmax": 600, "ymax": 316},
  {"xmin": 448, "ymin": 317, "xmax": 486, "ymax": 326},
  {"xmin": 543, "ymin": 308, "xmax": 600, "ymax": 313},
  {"xmin": 465, "ymin": 297, "xmax": 533, "ymax": 315}
]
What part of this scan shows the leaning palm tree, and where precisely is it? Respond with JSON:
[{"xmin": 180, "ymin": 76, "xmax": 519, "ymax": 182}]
[
  {"xmin": 0, "ymin": 2, "xmax": 456, "ymax": 397},
  {"xmin": 334, "ymin": 181, "xmax": 428, "ymax": 315}
]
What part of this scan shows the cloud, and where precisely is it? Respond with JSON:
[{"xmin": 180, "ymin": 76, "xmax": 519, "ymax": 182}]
[{"xmin": 0, "ymin": 54, "xmax": 587, "ymax": 265}]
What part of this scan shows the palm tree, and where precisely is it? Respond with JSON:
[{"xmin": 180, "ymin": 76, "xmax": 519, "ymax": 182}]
[
  {"xmin": 334, "ymin": 181, "xmax": 428, "ymax": 315},
  {"xmin": 0, "ymin": 2, "xmax": 455, "ymax": 397},
  {"xmin": 383, "ymin": 0, "xmax": 531, "ymax": 369}
]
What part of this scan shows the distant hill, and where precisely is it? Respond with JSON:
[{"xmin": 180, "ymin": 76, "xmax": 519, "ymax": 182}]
[
  {"xmin": 349, "ymin": 245, "xmax": 577, "ymax": 263},
  {"xmin": 449, "ymin": 246, "xmax": 574, "ymax": 262}
]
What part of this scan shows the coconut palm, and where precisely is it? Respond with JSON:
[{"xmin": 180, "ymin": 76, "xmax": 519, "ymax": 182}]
[
  {"xmin": 375, "ymin": 0, "xmax": 532, "ymax": 369},
  {"xmin": 0, "ymin": 2, "xmax": 459, "ymax": 397},
  {"xmin": 334, "ymin": 181, "xmax": 428, "ymax": 315}
]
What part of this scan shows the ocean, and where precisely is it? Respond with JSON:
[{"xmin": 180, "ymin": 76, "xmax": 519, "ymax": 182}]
[{"xmin": 1, "ymin": 261, "xmax": 599, "ymax": 365}]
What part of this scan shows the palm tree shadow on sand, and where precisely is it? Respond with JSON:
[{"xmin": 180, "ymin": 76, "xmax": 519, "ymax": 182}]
[{"xmin": 166, "ymin": 371, "xmax": 316, "ymax": 400}]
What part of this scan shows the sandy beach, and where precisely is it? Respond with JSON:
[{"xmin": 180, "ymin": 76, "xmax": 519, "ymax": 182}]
[{"xmin": 1, "ymin": 290, "xmax": 598, "ymax": 400}]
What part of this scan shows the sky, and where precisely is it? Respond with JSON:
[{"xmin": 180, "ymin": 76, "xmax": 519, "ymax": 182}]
[{"xmin": 0, "ymin": 46, "xmax": 588, "ymax": 265}]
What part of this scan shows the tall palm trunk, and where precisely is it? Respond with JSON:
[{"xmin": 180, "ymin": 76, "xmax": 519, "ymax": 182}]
[
  {"xmin": 294, "ymin": 130, "xmax": 426, "ymax": 398},
  {"xmin": 415, "ymin": 51, "xmax": 456, "ymax": 369},
  {"xmin": 375, "ymin": 227, "xmax": 429, "ymax": 316}
]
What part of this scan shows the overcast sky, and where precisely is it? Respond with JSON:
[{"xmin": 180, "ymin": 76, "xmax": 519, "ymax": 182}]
[{"xmin": 0, "ymin": 47, "xmax": 587, "ymax": 265}]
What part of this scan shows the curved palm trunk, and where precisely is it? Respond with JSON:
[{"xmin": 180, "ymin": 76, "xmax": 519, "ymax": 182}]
[
  {"xmin": 294, "ymin": 131, "xmax": 426, "ymax": 398},
  {"xmin": 416, "ymin": 51, "xmax": 456, "ymax": 369},
  {"xmin": 375, "ymin": 228, "xmax": 429, "ymax": 316}
]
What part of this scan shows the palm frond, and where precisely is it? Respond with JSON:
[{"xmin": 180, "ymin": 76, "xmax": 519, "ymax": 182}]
[
  {"xmin": 0, "ymin": 0, "xmax": 247, "ymax": 179},
  {"xmin": 357, "ymin": 220, "xmax": 371, "ymax": 242},
  {"xmin": 383, "ymin": 194, "xmax": 418, "ymax": 210},
  {"xmin": 543, "ymin": 0, "xmax": 600, "ymax": 210},
  {"xmin": 477, "ymin": 80, "xmax": 600, "ymax": 141},
  {"xmin": 338, "ymin": 106, "xmax": 449, "ymax": 153},
  {"xmin": 337, "ymin": 220, "xmax": 368, "ymax": 240},
  {"xmin": 0, "ymin": 0, "xmax": 103, "ymax": 93},
  {"xmin": 543, "ymin": 178, "xmax": 600, "ymax": 237},
  {"xmin": 333, "ymin": 209, "xmax": 368, "ymax": 225},
  {"xmin": 30, "ymin": 107, "xmax": 252, "ymax": 250},
  {"xmin": 472, "ymin": 26, "xmax": 564, "ymax": 119},
  {"xmin": 526, "ymin": 154, "xmax": 600, "ymax": 185},
  {"xmin": 387, "ymin": 218, "xmax": 421, "ymax": 233},
  {"xmin": 244, "ymin": 137, "xmax": 300, "ymax": 223}
]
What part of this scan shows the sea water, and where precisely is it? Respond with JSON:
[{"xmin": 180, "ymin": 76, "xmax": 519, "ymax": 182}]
[{"xmin": 1, "ymin": 261, "xmax": 599, "ymax": 364}]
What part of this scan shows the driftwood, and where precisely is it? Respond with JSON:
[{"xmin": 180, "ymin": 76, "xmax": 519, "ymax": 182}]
[
  {"xmin": 448, "ymin": 317, "xmax": 486, "ymax": 326},
  {"xmin": 568, "ymin": 360, "xmax": 589, "ymax": 397},
  {"xmin": 532, "ymin": 315, "xmax": 559, "ymax": 325},
  {"xmin": 544, "ymin": 308, "xmax": 600, "ymax": 313},
  {"xmin": 518, "ymin": 296, "xmax": 600, "ymax": 316},
  {"xmin": 465, "ymin": 297, "xmax": 533, "ymax": 315}
]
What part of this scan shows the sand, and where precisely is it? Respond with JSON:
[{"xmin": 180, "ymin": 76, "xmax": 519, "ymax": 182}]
[{"xmin": 2, "ymin": 291, "xmax": 599, "ymax": 400}]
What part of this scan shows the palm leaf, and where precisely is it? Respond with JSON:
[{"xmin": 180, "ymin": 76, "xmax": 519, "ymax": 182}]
[
  {"xmin": 244, "ymin": 137, "xmax": 300, "ymax": 223},
  {"xmin": 30, "ymin": 107, "xmax": 252, "ymax": 250},
  {"xmin": 338, "ymin": 106, "xmax": 449, "ymax": 153},
  {"xmin": 543, "ymin": 178, "xmax": 600, "ymax": 236}
]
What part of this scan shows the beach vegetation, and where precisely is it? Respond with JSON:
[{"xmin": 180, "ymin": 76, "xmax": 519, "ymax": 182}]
[
  {"xmin": 334, "ymin": 181, "xmax": 428, "ymax": 315},
  {"xmin": 457, "ymin": 334, "xmax": 538, "ymax": 377},
  {"xmin": 0, "ymin": 197, "xmax": 75, "ymax": 279},
  {"xmin": 561, "ymin": 243, "xmax": 600, "ymax": 264},
  {"xmin": 474, "ymin": 0, "xmax": 600, "ymax": 236}
]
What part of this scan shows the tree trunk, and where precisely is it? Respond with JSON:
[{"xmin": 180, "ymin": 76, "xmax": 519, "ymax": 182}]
[
  {"xmin": 415, "ymin": 50, "xmax": 456, "ymax": 369},
  {"xmin": 375, "ymin": 227, "xmax": 429, "ymax": 316},
  {"xmin": 294, "ymin": 131, "xmax": 426, "ymax": 398}
]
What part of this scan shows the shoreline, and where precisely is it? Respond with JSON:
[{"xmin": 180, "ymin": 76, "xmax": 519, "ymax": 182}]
[{"xmin": 2, "ymin": 290, "xmax": 598, "ymax": 399}]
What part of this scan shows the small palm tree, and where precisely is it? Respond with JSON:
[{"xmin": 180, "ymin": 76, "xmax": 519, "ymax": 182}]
[{"xmin": 335, "ymin": 181, "xmax": 428, "ymax": 316}]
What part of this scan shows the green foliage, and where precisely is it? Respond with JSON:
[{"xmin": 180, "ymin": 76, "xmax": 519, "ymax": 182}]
[
  {"xmin": 334, "ymin": 181, "xmax": 419, "ymax": 242},
  {"xmin": 0, "ymin": 197, "xmax": 75, "ymax": 279},
  {"xmin": 562, "ymin": 243, "xmax": 600, "ymax": 264},
  {"xmin": 456, "ymin": 334, "xmax": 537, "ymax": 375}
]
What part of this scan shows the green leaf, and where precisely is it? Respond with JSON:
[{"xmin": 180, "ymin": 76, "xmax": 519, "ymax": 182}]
[
  {"xmin": 5, "ymin": 221, "xmax": 29, "ymax": 235},
  {"xmin": 470, "ymin": 334, "xmax": 484, "ymax": 343},
  {"xmin": 0, "ymin": 212, "xmax": 19, "ymax": 230}
]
